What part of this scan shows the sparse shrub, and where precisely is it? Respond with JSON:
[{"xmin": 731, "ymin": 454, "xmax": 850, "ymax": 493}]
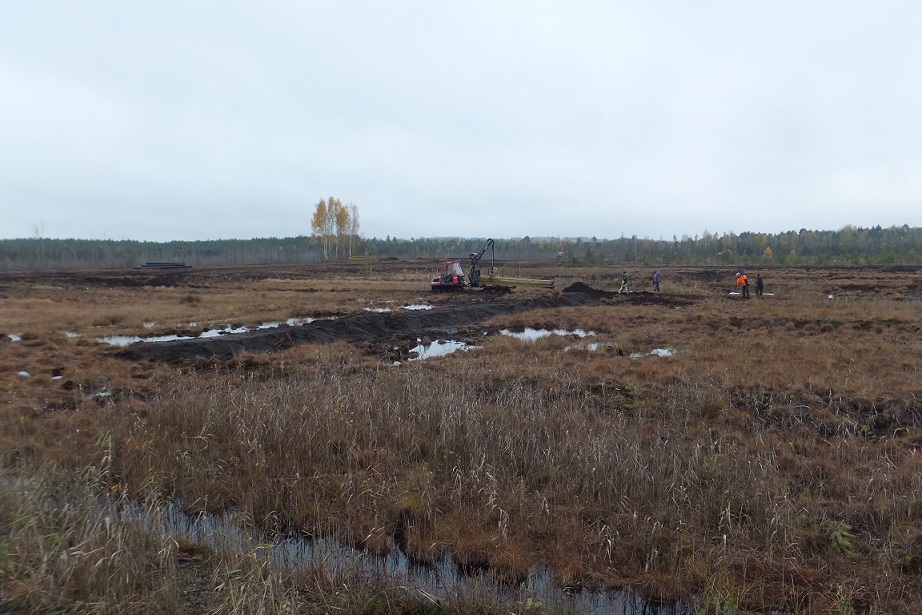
[{"xmin": 830, "ymin": 523, "xmax": 855, "ymax": 554}]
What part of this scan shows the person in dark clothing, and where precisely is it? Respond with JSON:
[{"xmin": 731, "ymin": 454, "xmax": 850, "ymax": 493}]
[
  {"xmin": 755, "ymin": 273, "xmax": 764, "ymax": 298},
  {"xmin": 619, "ymin": 272, "xmax": 629, "ymax": 294},
  {"xmin": 653, "ymin": 270, "xmax": 661, "ymax": 293}
]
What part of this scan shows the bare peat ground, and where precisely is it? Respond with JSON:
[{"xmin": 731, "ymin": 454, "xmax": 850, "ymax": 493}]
[{"xmin": 114, "ymin": 281, "xmax": 690, "ymax": 363}]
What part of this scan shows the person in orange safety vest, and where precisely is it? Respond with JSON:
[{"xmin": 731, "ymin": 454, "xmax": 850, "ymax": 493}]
[{"xmin": 735, "ymin": 272, "xmax": 750, "ymax": 299}]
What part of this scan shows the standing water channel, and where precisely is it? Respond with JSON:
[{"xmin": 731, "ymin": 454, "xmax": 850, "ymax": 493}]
[{"xmin": 152, "ymin": 501, "xmax": 697, "ymax": 615}]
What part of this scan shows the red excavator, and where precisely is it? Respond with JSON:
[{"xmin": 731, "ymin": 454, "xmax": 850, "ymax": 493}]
[{"xmin": 430, "ymin": 239, "xmax": 553, "ymax": 292}]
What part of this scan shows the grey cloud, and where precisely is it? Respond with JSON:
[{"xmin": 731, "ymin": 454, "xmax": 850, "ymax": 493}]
[{"xmin": 1, "ymin": 1, "xmax": 920, "ymax": 241}]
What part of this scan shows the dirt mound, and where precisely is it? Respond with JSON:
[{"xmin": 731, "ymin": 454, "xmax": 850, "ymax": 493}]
[
  {"xmin": 562, "ymin": 282, "xmax": 693, "ymax": 307},
  {"xmin": 562, "ymin": 281, "xmax": 609, "ymax": 295}
]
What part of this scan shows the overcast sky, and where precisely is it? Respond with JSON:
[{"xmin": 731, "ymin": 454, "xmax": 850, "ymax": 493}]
[{"xmin": 2, "ymin": 1, "xmax": 920, "ymax": 242}]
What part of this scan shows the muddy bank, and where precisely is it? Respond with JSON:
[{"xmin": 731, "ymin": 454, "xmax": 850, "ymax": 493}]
[
  {"xmin": 114, "ymin": 286, "xmax": 692, "ymax": 363},
  {"xmin": 114, "ymin": 292, "xmax": 587, "ymax": 363}
]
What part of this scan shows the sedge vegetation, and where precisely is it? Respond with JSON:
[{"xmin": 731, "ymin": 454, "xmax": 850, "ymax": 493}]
[{"xmin": 1, "ymin": 262, "xmax": 921, "ymax": 613}]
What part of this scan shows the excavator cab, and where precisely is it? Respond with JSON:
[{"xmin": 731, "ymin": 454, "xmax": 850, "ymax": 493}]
[{"xmin": 430, "ymin": 260, "xmax": 465, "ymax": 291}]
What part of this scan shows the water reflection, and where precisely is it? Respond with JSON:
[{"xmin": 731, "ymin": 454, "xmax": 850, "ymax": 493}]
[
  {"xmin": 97, "ymin": 318, "xmax": 317, "ymax": 346},
  {"xmin": 154, "ymin": 502, "xmax": 695, "ymax": 615},
  {"xmin": 566, "ymin": 341, "xmax": 603, "ymax": 352},
  {"xmin": 630, "ymin": 348, "xmax": 676, "ymax": 358},
  {"xmin": 500, "ymin": 328, "xmax": 595, "ymax": 342},
  {"xmin": 198, "ymin": 325, "xmax": 249, "ymax": 338},
  {"xmin": 409, "ymin": 339, "xmax": 476, "ymax": 360},
  {"xmin": 99, "ymin": 333, "xmax": 194, "ymax": 346}
]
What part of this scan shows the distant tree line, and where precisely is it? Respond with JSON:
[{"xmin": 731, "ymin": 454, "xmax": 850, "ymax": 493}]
[{"xmin": 1, "ymin": 224, "xmax": 920, "ymax": 271}]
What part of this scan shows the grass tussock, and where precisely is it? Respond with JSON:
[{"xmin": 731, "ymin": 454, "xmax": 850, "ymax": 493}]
[{"xmin": 0, "ymin": 465, "xmax": 179, "ymax": 614}]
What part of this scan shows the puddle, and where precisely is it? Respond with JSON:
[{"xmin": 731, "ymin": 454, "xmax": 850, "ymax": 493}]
[
  {"xmin": 409, "ymin": 339, "xmax": 477, "ymax": 360},
  {"xmin": 566, "ymin": 341, "xmax": 604, "ymax": 352},
  {"xmin": 100, "ymin": 326, "xmax": 252, "ymax": 346},
  {"xmin": 254, "ymin": 318, "xmax": 318, "ymax": 330},
  {"xmin": 17, "ymin": 371, "xmax": 30, "ymax": 377},
  {"xmin": 144, "ymin": 321, "xmax": 157, "ymax": 329},
  {"xmin": 7, "ymin": 334, "xmax": 22, "ymax": 342},
  {"xmin": 500, "ymin": 328, "xmax": 595, "ymax": 342},
  {"xmin": 199, "ymin": 325, "xmax": 250, "ymax": 338},
  {"xmin": 827, "ymin": 294, "xmax": 835, "ymax": 299},
  {"xmin": 730, "ymin": 291, "xmax": 775, "ymax": 298},
  {"xmin": 356, "ymin": 303, "xmax": 433, "ymax": 315},
  {"xmin": 98, "ymin": 319, "xmax": 319, "ymax": 347},
  {"xmin": 150, "ymin": 501, "xmax": 695, "ymax": 615},
  {"xmin": 99, "ymin": 333, "xmax": 191, "ymax": 347},
  {"xmin": 65, "ymin": 331, "xmax": 81, "ymax": 338},
  {"xmin": 630, "ymin": 348, "xmax": 676, "ymax": 358}
]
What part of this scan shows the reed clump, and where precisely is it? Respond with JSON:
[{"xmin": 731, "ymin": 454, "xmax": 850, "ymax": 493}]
[{"xmin": 0, "ymin": 465, "xmax": 179, "ymax": 613}]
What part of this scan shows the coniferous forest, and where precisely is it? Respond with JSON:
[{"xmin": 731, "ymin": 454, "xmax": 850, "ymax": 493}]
[{"xmin": 1, "ymin": 224, "xmax": 920, "ymax": 271}]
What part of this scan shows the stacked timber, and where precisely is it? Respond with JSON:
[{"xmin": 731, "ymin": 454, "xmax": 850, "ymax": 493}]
[{"xmin": 135, "ymin": 262, "xmax": 190, "ymax": 269}]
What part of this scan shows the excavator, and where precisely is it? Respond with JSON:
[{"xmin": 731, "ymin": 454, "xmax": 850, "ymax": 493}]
[{"xmin": 430, "ymin": 239, "xmax": 554, "ymax": 292}]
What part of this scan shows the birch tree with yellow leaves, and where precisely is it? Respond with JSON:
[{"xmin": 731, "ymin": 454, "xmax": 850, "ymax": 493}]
[{"xmin": 311, "ymin": 197, "xmax": 360, "ymax": 260}]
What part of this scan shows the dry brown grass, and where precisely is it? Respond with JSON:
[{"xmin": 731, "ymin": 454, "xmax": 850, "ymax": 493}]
[
  {"xmin": 0, "ymin": 466, "xmax": 180, "ymax": 613},
  {"xmin": 1, "ymin": 263, "xmax": 921, "ymax": 613}
]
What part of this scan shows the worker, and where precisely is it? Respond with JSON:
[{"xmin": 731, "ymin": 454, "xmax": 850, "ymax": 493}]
[
  {"xmin": 735, "ymin": 272, "xmax": 750, "ymax": 299},
  {"xmin": 755, "ymin": 273, "xmax": 764, "ymax": 298},
  {"xmin": 653, "ymin": 270, "xmax": 661, "ymax": 293},
  {"xmin": 619, "ymin": 272, "xmax": 629, "ymax": 294}
]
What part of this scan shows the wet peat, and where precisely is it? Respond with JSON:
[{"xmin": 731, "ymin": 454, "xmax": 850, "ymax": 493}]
[{"xmin": 115, "ymin": 286, "xmax": 692, "ymax": 363}]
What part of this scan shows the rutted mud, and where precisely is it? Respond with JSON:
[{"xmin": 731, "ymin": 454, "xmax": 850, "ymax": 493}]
[{"xmin": 115, "ymin": 285, "xmax": 693, "ymax": 363}]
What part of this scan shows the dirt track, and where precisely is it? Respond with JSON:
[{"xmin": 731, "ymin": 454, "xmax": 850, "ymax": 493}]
[{"xmin": 114, "ymin": 284, "xmax": 691, "ymax": 363}]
